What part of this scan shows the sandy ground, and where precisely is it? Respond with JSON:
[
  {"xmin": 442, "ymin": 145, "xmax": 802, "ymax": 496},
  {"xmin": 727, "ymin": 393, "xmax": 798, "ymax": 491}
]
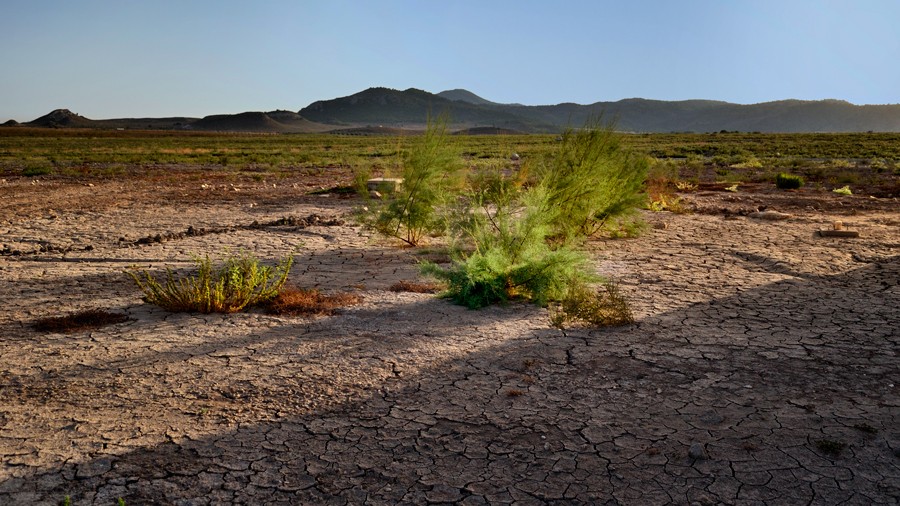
[{"xmin": 0, "ymin": 172, "xmax": 898, "ymax": 505}]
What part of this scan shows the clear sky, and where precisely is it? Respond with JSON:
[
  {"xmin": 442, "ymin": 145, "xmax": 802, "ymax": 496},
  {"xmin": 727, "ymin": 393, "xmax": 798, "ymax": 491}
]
[{"xmin": 2, "ymin": 0, "xmax": 898, "ymax": 121}]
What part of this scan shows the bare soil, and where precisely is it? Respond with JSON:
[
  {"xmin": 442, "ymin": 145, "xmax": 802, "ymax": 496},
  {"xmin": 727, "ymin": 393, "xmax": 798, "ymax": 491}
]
[{"xmin": 1, "ymin": 170, "xmax": 897, "ymax": 504}]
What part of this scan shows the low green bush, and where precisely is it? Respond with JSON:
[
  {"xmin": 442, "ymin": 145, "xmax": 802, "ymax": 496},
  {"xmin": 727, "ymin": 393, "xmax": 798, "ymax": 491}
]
[
  {"xmin": 423, "ymin": 185, "xmax": 596, "ymax": 308},
  {"xmin": 775, "ymin": 172, "xmax": 804, "ymax": 189},
  {"xmin": 127, "ymin": 251, "xmax": 293, "ymax": 313}
]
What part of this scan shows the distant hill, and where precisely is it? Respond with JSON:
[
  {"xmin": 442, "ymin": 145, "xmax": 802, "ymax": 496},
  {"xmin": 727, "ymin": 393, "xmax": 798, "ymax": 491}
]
[
  {"xmin": 8, "ymin": 89, "xmax": 900, "ymax": 133},
  {"xmin": 190, "ymin": 111, "xmax": 328, "ymax": 133},
  {"xmin": 27, "ymin": 109, "xmax": 99, "ymax": 128},
  {"xmin": 301, "ymin": 88, "xmax": 900, "ymax": 133},
  {"xmin": 11, "ymin": 109, "xmax": 330, "ymax": 133},
  {"xmin": 299, "ymin": 87, "xmax": 552, "ymax": 131}
]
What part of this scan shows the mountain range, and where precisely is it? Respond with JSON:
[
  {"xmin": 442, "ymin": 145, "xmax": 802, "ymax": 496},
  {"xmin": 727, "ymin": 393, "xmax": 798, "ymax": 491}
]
[{"xmin": 6, "ymin": 87, "xmax": 900, "ymax": 133}]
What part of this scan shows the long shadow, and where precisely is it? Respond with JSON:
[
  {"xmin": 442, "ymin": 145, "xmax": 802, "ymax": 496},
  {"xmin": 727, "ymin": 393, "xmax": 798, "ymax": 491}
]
[{"xmin": 1, "ymin": 256, "xmax": 897, "ymax": 504}]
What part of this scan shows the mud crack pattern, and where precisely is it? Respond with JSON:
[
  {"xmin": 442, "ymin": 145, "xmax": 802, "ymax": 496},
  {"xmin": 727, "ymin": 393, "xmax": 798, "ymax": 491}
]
[{"xmin": 0, "ymin": 176, "xmax": 897, "ymax": 504}]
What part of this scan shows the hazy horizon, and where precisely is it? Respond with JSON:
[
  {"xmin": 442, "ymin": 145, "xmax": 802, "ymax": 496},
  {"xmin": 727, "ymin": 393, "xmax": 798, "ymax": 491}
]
[{"xmin": 3, "ymin": 0, "xmax": 899, "ymax": 122}]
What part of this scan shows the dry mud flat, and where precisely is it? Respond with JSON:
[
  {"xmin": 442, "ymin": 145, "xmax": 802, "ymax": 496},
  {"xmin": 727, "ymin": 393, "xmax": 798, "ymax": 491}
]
[{"xmin": 0, "ymin": 174, "xmax": 898, "ymax": 505}]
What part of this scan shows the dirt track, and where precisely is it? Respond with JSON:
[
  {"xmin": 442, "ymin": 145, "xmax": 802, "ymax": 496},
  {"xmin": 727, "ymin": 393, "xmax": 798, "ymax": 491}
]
[{"xmin": 1, "ymin": 173, "xmax": 898, "ymax": 504}]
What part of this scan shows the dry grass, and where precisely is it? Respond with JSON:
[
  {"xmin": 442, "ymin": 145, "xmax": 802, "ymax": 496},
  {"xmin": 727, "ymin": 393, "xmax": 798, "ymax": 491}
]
[
  {"xmin": 33, "ymin": 309, "xmax": 130, "ymax": 333},
  {"xmin": 128, "ymin": 252, "xmax": 293, "ymax": 314},
  {"xmin": 550, "ymin": 281, "xmax": 635, "ymax": 328},
  {"xmin": 388, "ymin": 280, "xmax": 443, "ymax": 294},
  {"xmin": 266, "ymin": 287, "xmax": 362, "ymax": 316}
]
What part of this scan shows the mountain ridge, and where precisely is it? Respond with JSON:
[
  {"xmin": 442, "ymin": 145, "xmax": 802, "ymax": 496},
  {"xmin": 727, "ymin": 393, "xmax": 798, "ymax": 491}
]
[{"xmin": 7, "ymin": 88, "xmax": 900, "ymax": 133}]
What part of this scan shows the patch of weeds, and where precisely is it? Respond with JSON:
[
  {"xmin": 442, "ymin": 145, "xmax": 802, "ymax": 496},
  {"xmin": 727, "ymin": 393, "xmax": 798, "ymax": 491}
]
[
  {"xmin": 675, "ymin": 181, "xmax": 698, "ymax": 191},
  {"xmin": 266, "ymin": 287, "xmax": 362, "ymax": 316},
  {"xmin": 127, "ymin": 251, "xmax": 293, "ymax": 313},
  {"xmin": 646, "ymin": 177, "xmax": 686, "ymax": 213},
  {"xmin": 775, "ymin": 172, "xmax": 804, "ymax": 189},
  {"xmin": 23, "ymin": 164, "xmax": 54, "ymax": 177},
  {"xmin": 389, "ymin": 280, "xmax": 443, "ymax": 294},
  {"xmin": 814, "ymin": 438, "xmax": 846, "ymax": 456},
  {"xmin": 33, "ymin": 309, "xmax": 130, "ymax": 333},
  {"xmin": 352, "ymin": 165, "xmax": 373, "ymax": 195},
  {"xmin": 725, "ymin": 184, "xmax": 739, "ymax": 192},
  {"xmin": 646, "ymin": 194, "xmax": 684, "ymax": 212},
  {"xmin": 830, "ymin": 169, "xmax": 860, "ymax": 185},
  {"xmin": 852, "ymin": 423, "xmax": 877, "ymax": 434},
  {"xmin": 832, "ymin": 185, "xmax": 852, "ymax": 195},
  {"xmin": 606, "ymin": 216, "xmax": 648, "ymax": 238},
  {"xmin": 730, "ymin": 156, "xmax": 764, "ymax": 169},
  {"xmin": 550, "ymin": 281, "xmax": 634, "ymax": 328},
  {"xmin": 309, "ymin": 185, "xmax": 356, "ymax": 196}
]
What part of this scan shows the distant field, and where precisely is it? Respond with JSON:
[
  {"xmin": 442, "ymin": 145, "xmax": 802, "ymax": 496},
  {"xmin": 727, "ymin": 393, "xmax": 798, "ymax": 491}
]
[{"xmin": 1, "ymin": 128, "xmax": 897, "ymax": 193}]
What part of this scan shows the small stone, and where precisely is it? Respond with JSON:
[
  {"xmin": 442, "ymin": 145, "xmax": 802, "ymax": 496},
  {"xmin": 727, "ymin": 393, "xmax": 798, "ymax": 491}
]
[
  {"xmin": 699, "ymin": 411, "xmax": 724, "ymax": 425},
  {"xmin": 688, "ymin": 443, "xmax": 708, "ymax": 460},
  {"xmin": 748, "ymin": 210, "xmax": 792, "ymax": 220}
]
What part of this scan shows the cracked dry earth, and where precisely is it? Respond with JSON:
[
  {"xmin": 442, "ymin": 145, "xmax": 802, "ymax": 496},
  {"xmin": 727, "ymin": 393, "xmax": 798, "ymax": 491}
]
[{"xmin": 0, "ymin": 174, "xmax": 898, "ymax": 505}]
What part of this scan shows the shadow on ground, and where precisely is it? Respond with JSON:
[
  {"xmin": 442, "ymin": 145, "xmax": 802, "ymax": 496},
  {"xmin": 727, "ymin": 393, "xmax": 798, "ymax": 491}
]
[{"xmin": 1, "ymin": 255, "xmax": 897, "ymax": 504}]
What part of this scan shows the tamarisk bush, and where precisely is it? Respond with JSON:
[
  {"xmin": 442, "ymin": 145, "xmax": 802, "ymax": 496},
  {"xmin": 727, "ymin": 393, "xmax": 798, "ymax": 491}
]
[
  {"xmin": 365, "ymin": 114, "xmax": 463, "ymax": 246},
  {"xmin": 364, "ymin": 116, "xmax": 646, "ymax": 324}
]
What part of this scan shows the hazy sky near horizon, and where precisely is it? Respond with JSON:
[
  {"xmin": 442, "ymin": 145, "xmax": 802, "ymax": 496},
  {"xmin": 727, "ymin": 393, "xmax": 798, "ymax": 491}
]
[{"xmin": 2, "ymin": 0, "xmax": 898, "ymax": 121}]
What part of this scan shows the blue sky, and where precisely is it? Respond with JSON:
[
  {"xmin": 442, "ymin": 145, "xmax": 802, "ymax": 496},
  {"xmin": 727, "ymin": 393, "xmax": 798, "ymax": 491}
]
[{"xmin": 2, "ymin": 0, "xmax": 898, "ymax": 121}]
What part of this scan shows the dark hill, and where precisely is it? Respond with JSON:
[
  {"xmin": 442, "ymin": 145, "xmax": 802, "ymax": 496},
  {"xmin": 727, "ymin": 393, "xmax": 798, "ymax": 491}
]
[
  {"xmin": 299, "ymin": 87, "xmax": 552, "ymax": 131},
  {"xmin": 188, "ymin": 111, "xmax": 329, "ymax": 133},
  {"xmin": 191, "ymin": 112, "xmax": 286, "ymax": 132},
  {"xmin": 301, "ymin": 88, "xmax": 900, "ymax": 133},
  {"xmin": 27, "ymin": 109, "xmax": 99, "ymax": 128},
  {"xmin": 17, "ymin": 89, "xmax": 900, "ymax": 133}
]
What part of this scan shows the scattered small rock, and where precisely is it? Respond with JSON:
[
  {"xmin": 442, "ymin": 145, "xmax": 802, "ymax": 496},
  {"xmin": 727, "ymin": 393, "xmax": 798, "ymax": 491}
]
[
  {"xmin": 688, "ymin": 443, "xmax": 708, "ymax": 460},
  {"xmin": 749, "ymin": 210, "xmax": 792, "ymax": 220}
]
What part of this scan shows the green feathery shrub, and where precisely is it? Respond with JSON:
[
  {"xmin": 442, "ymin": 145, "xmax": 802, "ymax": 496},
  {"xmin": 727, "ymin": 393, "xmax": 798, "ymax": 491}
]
[
  {"xmin": 424, "ymin": 118, "xmax": 645, "ymax": 318},
  {"xmin": 366, "ymin": 114, "xmax": 462, "ymax": 245},
  {"xmin": 534, "ymin": 119, "xmax": 649, "ymax": 241},
  {"xmin": 127, "ymin": 251, "xmax": 293, "ymax": 313},
  {"xmin": 424, "ymin": 185, "xmax": 597, "ymax": 308}
]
